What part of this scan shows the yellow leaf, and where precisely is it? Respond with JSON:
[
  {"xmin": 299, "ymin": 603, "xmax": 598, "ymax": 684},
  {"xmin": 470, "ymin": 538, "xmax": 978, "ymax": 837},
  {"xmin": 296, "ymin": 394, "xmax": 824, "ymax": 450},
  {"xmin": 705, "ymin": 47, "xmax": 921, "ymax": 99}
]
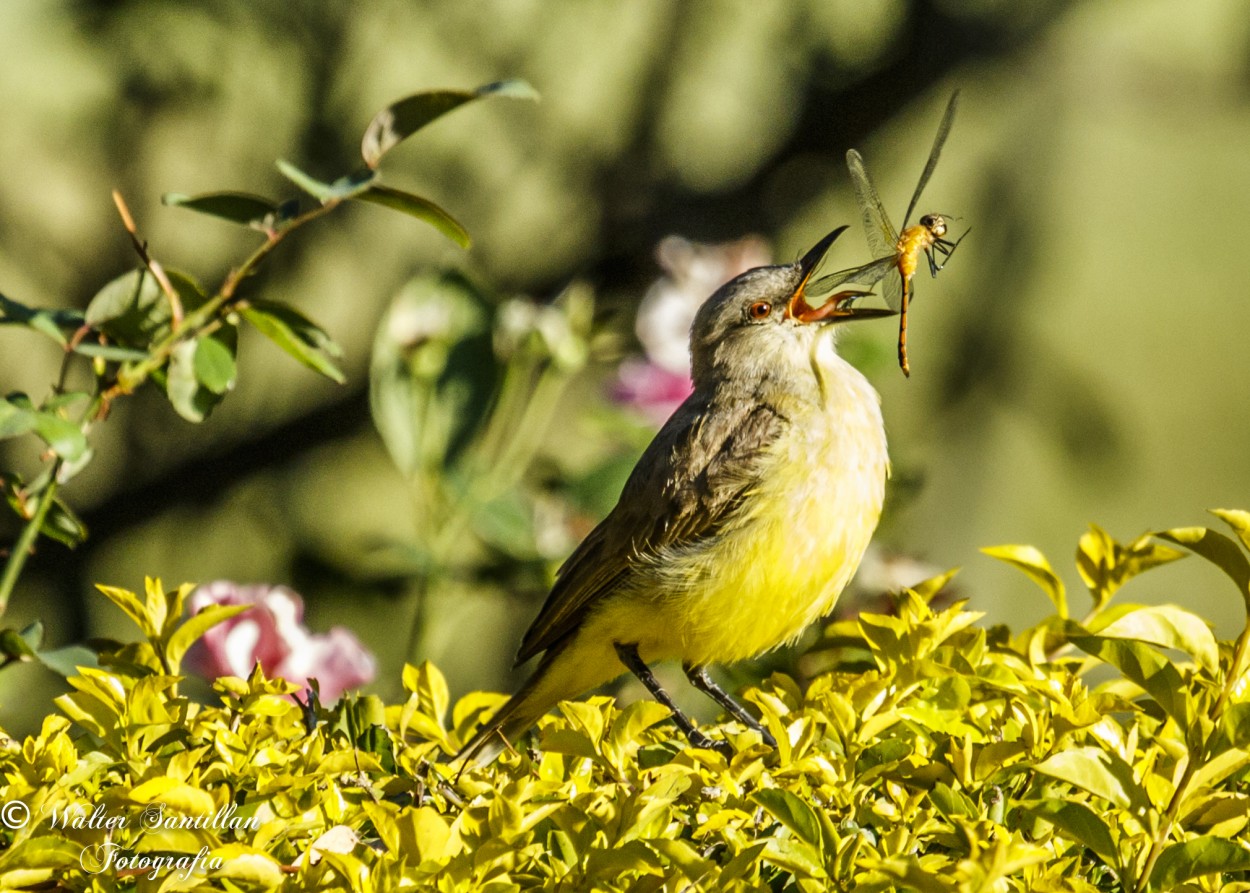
[{"xmin": 129, "ymin": 777, "xmax": 218, "ymax": 818}]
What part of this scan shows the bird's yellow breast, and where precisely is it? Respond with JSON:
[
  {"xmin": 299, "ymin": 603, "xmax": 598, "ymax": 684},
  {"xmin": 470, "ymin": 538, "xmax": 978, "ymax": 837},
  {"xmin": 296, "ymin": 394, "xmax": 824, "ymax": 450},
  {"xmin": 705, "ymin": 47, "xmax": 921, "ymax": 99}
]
[{"xmin": 634, "ymin": 338, "xmax": 889, "ymax": 666}]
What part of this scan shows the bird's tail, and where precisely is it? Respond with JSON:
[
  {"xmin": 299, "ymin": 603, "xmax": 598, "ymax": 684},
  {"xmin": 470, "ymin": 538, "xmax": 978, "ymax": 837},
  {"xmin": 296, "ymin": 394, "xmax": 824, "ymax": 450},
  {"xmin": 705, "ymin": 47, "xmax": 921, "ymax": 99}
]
[
  {"xmin": 454, "ymin": 674, "xmax": 553, "ymax": 765},
  {"xmin": 455, "ymin": 636, "xmax": 617, "ymax": 765}
]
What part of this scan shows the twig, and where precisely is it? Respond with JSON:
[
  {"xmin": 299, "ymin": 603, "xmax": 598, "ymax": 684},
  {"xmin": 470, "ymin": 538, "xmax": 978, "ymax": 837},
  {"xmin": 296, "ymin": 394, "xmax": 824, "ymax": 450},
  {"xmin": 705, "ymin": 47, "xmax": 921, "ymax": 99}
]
[
  {"xmin": 0, "ymin": 466, "xmax": 61, "ymax": 614},
  {"xmin": 1135, "ymin": 620, "xmax": 1250, "ymax": 890},
  {"xmin": 112, "ymin": 189, "xmax": 183, "ymax": 328}
]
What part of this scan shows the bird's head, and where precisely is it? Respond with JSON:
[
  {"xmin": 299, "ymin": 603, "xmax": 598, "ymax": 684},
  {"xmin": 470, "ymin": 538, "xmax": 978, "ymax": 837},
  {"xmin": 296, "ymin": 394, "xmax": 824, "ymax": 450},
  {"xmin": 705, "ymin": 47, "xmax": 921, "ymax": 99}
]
[{"xmin": 688, "ymin": 226, "xmax": 894, "ymax": 388}]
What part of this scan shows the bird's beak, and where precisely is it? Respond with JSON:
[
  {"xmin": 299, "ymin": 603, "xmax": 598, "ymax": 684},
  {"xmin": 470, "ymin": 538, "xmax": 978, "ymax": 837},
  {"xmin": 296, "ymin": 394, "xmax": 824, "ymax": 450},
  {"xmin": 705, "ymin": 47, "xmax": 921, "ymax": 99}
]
[{"xmin": 785, "ymin": 226, "xmax": 896, "ymax": 324}]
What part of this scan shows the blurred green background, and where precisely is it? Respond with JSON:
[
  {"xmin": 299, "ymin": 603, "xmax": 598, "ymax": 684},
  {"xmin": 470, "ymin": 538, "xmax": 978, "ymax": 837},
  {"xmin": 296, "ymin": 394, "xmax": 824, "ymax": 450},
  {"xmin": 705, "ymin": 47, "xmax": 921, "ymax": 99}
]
[{"xmin": 2, "ymin": 0, "xmax": 1248, "ymax": 732}]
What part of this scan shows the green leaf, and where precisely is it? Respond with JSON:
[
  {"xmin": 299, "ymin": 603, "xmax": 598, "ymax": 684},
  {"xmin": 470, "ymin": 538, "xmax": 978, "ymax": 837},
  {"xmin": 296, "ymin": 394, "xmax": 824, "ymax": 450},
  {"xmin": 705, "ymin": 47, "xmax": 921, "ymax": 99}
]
[
  {"xmin": 165, "ymin": 330, "xmax": 238, "ymax": 423},
  {"xmin": 1033, "ymin": 746, "xmax": 1151, "ymax": 816},
  {"xmin": 36, "ymin": 644, "xmax": 100, "ymax": 677},
  {"xmin": 30, "ymin": 411, "xmax": 88, "ymax": 461},
  {"xmin": 20, "ymin": 621, "xmax": 44, "ymax": 651},
  {"xmin": 324, "ymin": 169, "xmax": 378, "ymax": 199},
  {"xmin": 1077, "ymin": 526, "xmax": 1186, "ymax": 610},
  {"xmin": 165, "ymin": 603, "xmax": 251, "ymax": 673},
  {"xmin": 1069, "ymin": 628, "xmax": 1190, "ymax": 727},
  {"xmin": 166, "ymin": 341, "xmax": 211, "ymax": 423},
  {"xmin": 353, "ymin": 185, "xmax": 471, "ymax": 248},
  {"xmin": 1155, "ymin": 525, "xmax": 1250, "ymax": 615},
  {"xmin": 1148, "ymin": 836, "xmax": 1250, "ymax": 891},
  {"xmin": 276, "ymin": 161, "xmax": 376, "ymax": 202},
  {"xmin": 162, "ymin": 191, "xmax": 282, "ymax": 230},
  {"xmin": 1026, "ymin": 799, "xmax": 1119, "ymax": 866},
  {"xmin": 1092, "ymin": 604, "xmax": 1220, "ymax": 677},
  {"xmin": 472, "ymin": 492, "xmax": 537, "ymax": 559},
  {"xmin": 193, "ymin": 331, "xmax": 237, "ymax": 394},
  {"xmin": 40, "ymin": 496, "xmax": 87, "ymax": 548},
  {"xmin": 1223, "ymin": 703, "xmax": 1250, "ymax": 749},
  {"xmin": 0, "ymin": 836, "xmax": 84, "ymax": 873},
  {"xmin": 96, "ymin": 584, "xmax": 157, "ymax": 638},
  {"xmin": 85, "ymin": 268, "xmax": 206, "ymax": 348},
  {"xmin": 360, "ymin": 80, "xmax": 539, "ymax": 169},
  {"xmin": 275, "ymin": 160, "xmax": 335, "ymax": 200},
  {"xmin": 241, "ymin": 301, "xmax": 345, "ymax": 383},
  {"xmin": 753, "ymin": 788, "xmax": 825, "ymax": 851},
  {"xmin": 0, "ymin": 627, "xmax": 37, "ymax": 661},
  {"xmin": 70, "ymin": 343, "xmax": 150, "ymax": 362},
  {"xmin": 369, "ymin": 272, "xmax": 495, "ymax": 477},
  {"xmin": 1211, "ymin": 508, "xmax": 1250, "ymax": 553},
  {"xmin": 0, "ymin": 397, "xmax": 36, "ymax": 440},
  {"xmin": 1181, "ymin": 792, "xmax": 1250, "ymax": 837},
  {"xmin": 982, "ymin": 544, "xmax": 1067, "ymax": 617},
  {"xmin": 0, "ymin": 293, "xmax": 83, "ymax": 345},
  {"xmin": 1192, "ymin": 747, "xmax": 1250, "ymax": 791},
  {"xmin": 909, "ymin": 568, "xmax": 960, "ymax": 604},
  {"xmin": 84, "ymin": 268, "xmax": 155, "ymax": 338},
  {"xmin": 402, "ymin": 661, "xmax": 450, "ymax": 726},
  {"xmin": 929, "ymin": 782, "xmax": 975, "ymax": 819},
  {"xmin": 606, "ymin": 700, "xmax": 671, "ymax": 756}
]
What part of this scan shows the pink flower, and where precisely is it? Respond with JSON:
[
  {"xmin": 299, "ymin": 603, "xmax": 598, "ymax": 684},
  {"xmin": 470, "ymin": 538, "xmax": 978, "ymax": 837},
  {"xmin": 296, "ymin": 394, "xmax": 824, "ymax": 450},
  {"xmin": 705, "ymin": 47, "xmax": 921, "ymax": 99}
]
[
  {"xmin": 185, "ymin": 582, "xmax": 376, "ymax": 701},
  {"xmin": 611, "ymin": 358, "xmax": 695, "ymax": 425},
  {"xmin": 614, "ymin": 235, "xmax": 772, "ymax": 423}
]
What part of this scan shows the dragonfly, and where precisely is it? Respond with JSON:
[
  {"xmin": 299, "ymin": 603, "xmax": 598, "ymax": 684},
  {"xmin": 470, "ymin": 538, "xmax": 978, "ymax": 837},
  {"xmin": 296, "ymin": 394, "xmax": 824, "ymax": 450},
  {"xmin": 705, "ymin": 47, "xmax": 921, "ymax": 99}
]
[{"xmin": 813, "ymin": 90, "xmax": 968, "ymax": 376}]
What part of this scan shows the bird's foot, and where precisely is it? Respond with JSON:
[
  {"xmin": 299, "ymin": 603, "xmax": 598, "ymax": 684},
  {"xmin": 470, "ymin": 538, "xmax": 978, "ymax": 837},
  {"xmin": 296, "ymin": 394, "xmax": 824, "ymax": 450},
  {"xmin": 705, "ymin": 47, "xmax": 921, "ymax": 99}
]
[{"xmin": 681, "ymin": 664, "xmax": 777, "ymax": 749}]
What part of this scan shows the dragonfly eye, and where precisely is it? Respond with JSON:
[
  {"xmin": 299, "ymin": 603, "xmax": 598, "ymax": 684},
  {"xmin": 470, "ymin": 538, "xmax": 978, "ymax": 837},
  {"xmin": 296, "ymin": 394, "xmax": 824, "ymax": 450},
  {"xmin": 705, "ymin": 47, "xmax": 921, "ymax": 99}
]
[
  {"xmin": 921, "ymin": 214, "xmax": 948, "ymax": 237},
  {"xmin": 748, "ymin": 301, "xmax": 772, "ymax": 321}
]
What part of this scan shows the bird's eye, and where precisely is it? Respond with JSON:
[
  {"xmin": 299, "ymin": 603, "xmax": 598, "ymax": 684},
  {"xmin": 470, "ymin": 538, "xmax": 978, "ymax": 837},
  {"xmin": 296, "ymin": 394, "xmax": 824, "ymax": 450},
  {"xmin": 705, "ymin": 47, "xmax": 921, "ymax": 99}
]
[{"xmin": 748, "ymin": 301, "xmax": 771, "ymax": 320}]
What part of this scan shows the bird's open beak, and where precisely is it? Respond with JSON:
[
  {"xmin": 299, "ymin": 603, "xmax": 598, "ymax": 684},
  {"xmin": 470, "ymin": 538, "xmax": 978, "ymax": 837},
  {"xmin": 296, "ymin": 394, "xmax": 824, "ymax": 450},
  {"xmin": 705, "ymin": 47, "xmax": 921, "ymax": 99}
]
[{"xmin": 786, "ymin": 226, "xmax": 898, "ymax": 325}]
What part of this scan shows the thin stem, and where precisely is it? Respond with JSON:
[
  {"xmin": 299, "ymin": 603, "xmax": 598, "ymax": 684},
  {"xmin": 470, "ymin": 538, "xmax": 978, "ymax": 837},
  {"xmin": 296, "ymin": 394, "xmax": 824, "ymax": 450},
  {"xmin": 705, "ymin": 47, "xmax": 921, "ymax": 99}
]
[
  {"xmin": 401, "ymin": 356, "xmax": 575, "ymax": 662},
  {"xmin": 113, "ymin": 191, "xmax": 183, "ymax": 328},
  {"xmin": 0, "ymin": 332, "xmax": 102, "ymax": 613},
  {"xmin": 1135, "ymin": 754, "xmax": 1193, "ymax": 891},
  {"xmin": 1134, "ymin": 618, "xmax": 1250, "ymax": 891},
  {"xmin": 426, "ymin": 361, "xmax": 571, "ymax": 561},
  {"xmin": 0, "ymin": 469, "xmax": 61, "ymax": 614},
  {"xmin": 110, "ymin": 199, "xmax": 338, "ymax": 395},
  {"xmin": 1212, "ymin": 619, "xmax": 1250, "ymax": 719},
  {"xmin": 1, "ymin": 197, "xmax": 341, "ymax": 614}
]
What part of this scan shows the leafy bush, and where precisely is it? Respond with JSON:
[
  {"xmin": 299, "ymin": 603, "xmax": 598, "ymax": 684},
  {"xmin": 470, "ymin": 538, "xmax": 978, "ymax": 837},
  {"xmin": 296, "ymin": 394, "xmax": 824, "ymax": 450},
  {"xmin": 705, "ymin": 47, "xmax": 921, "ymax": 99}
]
[
  {"xmin": 2, "ymin": 512, "xmax": 1249, "ymax": 890},
  {"xmin": 0, "ymin": 80, "xmax": 537, "ymax": 626}
]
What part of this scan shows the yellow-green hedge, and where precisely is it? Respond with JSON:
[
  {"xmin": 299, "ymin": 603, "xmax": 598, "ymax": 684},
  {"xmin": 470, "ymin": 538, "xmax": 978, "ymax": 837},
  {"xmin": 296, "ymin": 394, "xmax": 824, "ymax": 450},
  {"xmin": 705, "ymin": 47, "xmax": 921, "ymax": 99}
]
[{"xmin": 2, "ymin": 513, "xmax": 1250, "ymax": 891}]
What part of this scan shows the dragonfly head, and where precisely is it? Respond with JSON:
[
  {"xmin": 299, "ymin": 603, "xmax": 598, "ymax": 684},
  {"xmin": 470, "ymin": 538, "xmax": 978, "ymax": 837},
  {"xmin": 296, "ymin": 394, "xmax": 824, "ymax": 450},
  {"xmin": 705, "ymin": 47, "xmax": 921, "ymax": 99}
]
[{"xmin": 919, "ymin": 214, "xmax": 948, "ymax": 238}]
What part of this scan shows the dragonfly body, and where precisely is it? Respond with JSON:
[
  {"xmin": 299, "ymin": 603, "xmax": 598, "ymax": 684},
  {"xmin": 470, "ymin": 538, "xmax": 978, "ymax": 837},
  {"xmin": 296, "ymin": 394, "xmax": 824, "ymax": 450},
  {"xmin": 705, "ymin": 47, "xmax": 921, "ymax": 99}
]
[
  {"xmin": 890, "ymin": 213, "xmax": 958, "ymax": 374},
  {"xmin": 896, "ymin": 217, "xmax": 944, "ymax": 284}
]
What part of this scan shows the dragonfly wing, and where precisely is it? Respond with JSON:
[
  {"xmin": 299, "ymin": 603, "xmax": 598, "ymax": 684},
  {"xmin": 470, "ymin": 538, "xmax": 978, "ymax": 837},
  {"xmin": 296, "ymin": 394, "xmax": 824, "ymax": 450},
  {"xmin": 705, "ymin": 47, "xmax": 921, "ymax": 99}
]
[
  {"xmin": 882, "ymin": 264, "xmax": 904, "ymax": 311},
  {"xmin": 846, "ymin": 149, "xmax": 898, "ymax": 260},
  {"xmin": 808, "ymin": 255, "xmax": 900, "ymax": 308},
  {"xmin": 809, "ymin": 256, "xmax": 893, "ymax": 292},
  {"xmin": 902, "ymin": 90, "xmax": 959, "ymax": 228}
]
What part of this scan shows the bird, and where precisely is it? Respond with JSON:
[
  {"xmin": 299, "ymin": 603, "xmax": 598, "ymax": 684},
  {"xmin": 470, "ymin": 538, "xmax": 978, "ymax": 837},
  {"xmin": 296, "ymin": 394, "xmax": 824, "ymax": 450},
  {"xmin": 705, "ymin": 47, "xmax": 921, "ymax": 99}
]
[{"xmin": 459, "ymin": 226, "xmax": 894, "ymax": 763}]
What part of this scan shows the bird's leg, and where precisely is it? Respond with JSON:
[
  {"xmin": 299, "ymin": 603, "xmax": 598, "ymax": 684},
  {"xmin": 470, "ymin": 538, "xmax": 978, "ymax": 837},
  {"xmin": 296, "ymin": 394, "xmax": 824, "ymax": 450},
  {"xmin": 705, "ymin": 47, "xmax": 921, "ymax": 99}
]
[
  {"xmin": 683, "ymin": 663, "xmax": 776, "ymax": 747},
  {"xmin": 614, "ymin": 643, "xmax": 733, "ymax": 759}
]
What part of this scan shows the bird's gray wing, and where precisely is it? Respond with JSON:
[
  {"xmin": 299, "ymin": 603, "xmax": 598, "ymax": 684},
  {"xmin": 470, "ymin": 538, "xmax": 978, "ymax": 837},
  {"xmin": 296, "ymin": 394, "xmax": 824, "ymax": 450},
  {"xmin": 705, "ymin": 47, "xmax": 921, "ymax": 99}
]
[{"xmin": 514, "ymin": 392, "xmax": 786, "ymax": 665}]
